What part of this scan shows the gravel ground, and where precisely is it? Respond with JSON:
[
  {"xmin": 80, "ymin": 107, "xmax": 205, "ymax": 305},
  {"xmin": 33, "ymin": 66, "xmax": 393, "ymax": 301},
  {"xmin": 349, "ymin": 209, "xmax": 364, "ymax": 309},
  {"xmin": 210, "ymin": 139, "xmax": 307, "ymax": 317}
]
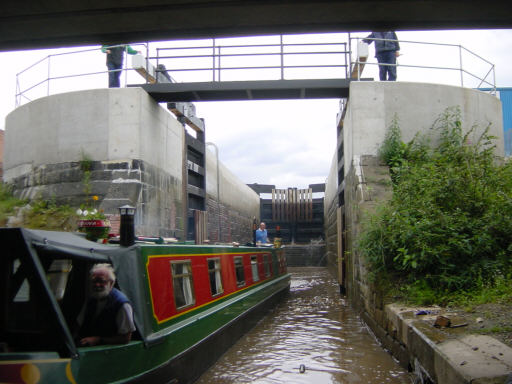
[{"xmin": 449, "ymin": 302, "xmax": 512, "ymax": 348}]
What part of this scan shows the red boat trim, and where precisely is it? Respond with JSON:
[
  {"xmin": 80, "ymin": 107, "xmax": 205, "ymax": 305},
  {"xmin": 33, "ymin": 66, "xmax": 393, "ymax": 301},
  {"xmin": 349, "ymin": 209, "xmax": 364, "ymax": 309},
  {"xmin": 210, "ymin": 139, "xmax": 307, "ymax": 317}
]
[{"xmin": 146, "ymin": 251, "xmax": 274, "ymax": 324}]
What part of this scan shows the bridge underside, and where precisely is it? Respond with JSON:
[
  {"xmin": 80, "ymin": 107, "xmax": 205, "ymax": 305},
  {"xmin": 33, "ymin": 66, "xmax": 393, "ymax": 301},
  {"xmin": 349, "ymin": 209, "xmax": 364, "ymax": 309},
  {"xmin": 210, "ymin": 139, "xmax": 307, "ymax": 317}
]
[
  {"xmin": 2, "ymin": 1, "xmax": 512, "ymax": 52},
  {"xmin": 133, "ymin": 79, "xmax": 355, "ymax": 102}
]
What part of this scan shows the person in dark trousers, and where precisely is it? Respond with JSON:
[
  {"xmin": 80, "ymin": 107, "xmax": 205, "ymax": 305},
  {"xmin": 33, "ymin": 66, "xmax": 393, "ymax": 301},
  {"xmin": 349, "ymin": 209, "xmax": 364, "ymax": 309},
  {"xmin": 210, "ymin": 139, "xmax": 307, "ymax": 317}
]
[
  {"xmin": 76, "ymin": 263, "xmax": 135, "ymax": 346},
  {"xmin": 363, "ymin": 31, "xmax": 400, "ymax": 81},
  {"xmin": 101, "ymin": 44, "xmax": 139, "ymax": 88}
]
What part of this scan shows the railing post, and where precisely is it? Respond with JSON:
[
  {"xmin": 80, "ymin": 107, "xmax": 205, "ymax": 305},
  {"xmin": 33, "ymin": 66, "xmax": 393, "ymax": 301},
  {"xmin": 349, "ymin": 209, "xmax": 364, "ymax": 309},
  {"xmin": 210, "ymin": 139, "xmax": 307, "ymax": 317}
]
[
  {"xmin": 348, "ymin": 33, "xmax": 352, "ymax": 79},
  {"xmin": 218, "ymin": 46, "xmax": 222, "ymax": 82},
  {"xmin": 146, "ymin": 43, "xmax": 150, "ymax": 84},
  {"xmin": 15, "ymin": 76, "xmax": 20, "ymax": 107},
  {"xmin": 280, "ymin": 34, "xmax": 284, "ymax": 80},
  {"xmin": 344, "ymin": 42, "xmax": 348, "ymax": 79},
  {"xmin": 459, "ymin": 45, "xmax": 464, "ymax": 88},
  {"xmin": 123, "ymin": 48, "xmax": 127, "ymax": 87},
  {"xmin": 47, "ymin": 55, "xmax": 51, "ymax": 97},
  {"xmin": 492, "ymin": 64, "xmax": 496, "ymax": 94},
  {"xmin": 212, "ymin": 38, "xmax": 216, "ymax": 82}
]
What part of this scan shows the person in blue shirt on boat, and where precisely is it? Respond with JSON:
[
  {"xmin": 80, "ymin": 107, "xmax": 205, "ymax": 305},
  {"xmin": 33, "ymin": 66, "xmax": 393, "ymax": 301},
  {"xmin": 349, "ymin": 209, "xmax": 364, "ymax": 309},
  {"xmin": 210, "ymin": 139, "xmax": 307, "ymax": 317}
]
[
  {"xmin": 76, "ymin": 263, "xmax": 136, "ymax": 346},
  {"xmin": 101, "ymin": 44, "xmax": 140, "ymax": 88},
  {"xmin": 363, "ymin": 31, "xmax": 400, "ymax": 81},
  {"xmin": 255, "ymin": 222, "xmax": 269, "ymax": 245}
]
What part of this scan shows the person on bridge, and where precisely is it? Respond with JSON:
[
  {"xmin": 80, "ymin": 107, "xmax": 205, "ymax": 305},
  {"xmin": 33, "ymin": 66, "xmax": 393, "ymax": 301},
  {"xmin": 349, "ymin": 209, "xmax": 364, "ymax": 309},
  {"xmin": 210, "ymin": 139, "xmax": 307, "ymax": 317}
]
[
  {"xmin": 255, "ymin": 222, "xmax": 269, "ymax": 245},
  {"xmin": 101, "ymin": 44, "xmax": 140, "ymax": 88},
  {"xmin": 363, "ymin": 31, "xmax": 400, "ymax": 81}
]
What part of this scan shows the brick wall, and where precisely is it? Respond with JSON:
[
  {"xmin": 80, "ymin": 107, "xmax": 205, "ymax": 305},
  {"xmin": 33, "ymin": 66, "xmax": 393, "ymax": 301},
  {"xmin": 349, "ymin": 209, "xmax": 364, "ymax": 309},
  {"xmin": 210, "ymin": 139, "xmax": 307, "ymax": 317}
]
[{"xmin": 206, "ymin": 195, "xmax": 254, "ymax": 245}]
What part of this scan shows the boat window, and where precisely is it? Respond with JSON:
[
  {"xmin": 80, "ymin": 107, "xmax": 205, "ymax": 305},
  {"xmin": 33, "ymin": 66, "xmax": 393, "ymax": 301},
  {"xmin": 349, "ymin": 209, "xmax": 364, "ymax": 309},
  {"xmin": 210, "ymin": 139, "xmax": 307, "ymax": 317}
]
[
  {"xmin": 263, "ymin": 254, "xmax": 271, "ymax": 277},
  {"xmin": 208, "ymin": 258, "xmax": 223, "ymax": 297},
  {"xmin": 171, "ymin": 261, "xmax": 195, "ymax": 309},
  {"xmin": 234, "ymin": 257, "xmax": 245, "ymax": 287},
  {"xmin": 250, "ymin": 255, "xmax": 259, "ymax": 282},
  {"xmin": 47, "ymin": 259, "xmax": 72, "ymax": 301}
]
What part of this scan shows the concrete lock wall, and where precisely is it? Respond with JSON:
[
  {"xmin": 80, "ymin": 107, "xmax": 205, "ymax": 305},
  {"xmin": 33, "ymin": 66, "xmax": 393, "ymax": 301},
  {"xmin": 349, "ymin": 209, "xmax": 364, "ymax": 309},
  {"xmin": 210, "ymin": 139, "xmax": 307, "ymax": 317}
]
[
  {"xmin": 324, "ymin": 151, "xmax": 339, "ymax": 273},
  {"xmin": 4, "ymin": 88, "xmax": 185, "ymax": 238},
  {"xmin": 4, "ymin": 87, "xmax": 260, "ymax": 242},
  {"xmin": 343, "ymin": 82, "xmax": 504, "ymax": 175},
  {"xmin": 325, "ymin": 81, "xmax": 505, "ymax": 378},
  {"xmin": 205, "ymin": 148, "xmax": 260, "ymax": 244}
]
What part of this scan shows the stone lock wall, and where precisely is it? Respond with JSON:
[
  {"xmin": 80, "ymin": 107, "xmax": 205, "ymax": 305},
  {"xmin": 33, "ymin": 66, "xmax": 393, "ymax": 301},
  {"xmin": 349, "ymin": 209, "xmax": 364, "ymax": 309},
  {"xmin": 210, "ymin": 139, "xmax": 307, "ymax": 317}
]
[
  {"xmin": 344, "ymin": 155, "xmax": 393, "ymax": 313},
  {"xmin": 324, "ymin": 151, "xmax": 339, "ymax": 273},
  {"xmin": 6, "ymin": 159, "xmax": 184, "ymax": 238}
]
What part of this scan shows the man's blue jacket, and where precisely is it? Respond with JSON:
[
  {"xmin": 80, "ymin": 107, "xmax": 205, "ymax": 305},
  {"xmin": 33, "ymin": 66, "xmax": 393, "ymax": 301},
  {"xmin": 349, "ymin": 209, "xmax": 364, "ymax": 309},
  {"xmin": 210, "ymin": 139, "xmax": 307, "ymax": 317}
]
[{"xmin": 363, "ymin": 32, "xmax": 400, "ymax": 55}]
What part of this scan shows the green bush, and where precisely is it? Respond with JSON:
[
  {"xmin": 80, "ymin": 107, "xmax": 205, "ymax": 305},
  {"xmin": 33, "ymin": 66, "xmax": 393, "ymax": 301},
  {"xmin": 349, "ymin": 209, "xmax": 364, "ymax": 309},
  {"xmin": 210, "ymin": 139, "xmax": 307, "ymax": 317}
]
[
  {"xmin": 0, "ymin": 183, "xmax": 27, "ymax": 226},
  {"xmin": 24, "ymin": 199, "xmax": 78, "ymax": 231},
  {"xmin": 0, "ymin": 183, "xmax": 79, "ymax": 231},
  {"xmin": 359, "ymin": 107, "xmax": 512, "ymax": 305}
]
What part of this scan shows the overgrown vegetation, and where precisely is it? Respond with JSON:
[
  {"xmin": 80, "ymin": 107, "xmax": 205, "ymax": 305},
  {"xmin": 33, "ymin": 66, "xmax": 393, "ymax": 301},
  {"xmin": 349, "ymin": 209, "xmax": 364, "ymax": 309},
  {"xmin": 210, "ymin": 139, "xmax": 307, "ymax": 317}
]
[
  {"xmin": 0, "ymin": 183, "xmax": 27, "ymax": 226},
  {"xmin": 0, "ymin": 183, "xmax": 79, "ymax": 230},
  {"xmin": 359, "ymin": 107, "xmax": 512, "ymax": 306},
  {"xmin": 0, "ymin": 152, "xmax": 107, "ymax": 237},
  {"xmin": 24, "ymin": 198, "xmax": 78, "ymax": 231}
]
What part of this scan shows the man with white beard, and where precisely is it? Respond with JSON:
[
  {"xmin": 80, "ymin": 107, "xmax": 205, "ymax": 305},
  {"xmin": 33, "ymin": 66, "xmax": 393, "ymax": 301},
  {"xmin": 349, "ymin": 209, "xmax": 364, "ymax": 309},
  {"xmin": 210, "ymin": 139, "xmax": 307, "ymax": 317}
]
[{"xmin": 76, "ymin": 263, "xmax": 135, "ymax": 346}]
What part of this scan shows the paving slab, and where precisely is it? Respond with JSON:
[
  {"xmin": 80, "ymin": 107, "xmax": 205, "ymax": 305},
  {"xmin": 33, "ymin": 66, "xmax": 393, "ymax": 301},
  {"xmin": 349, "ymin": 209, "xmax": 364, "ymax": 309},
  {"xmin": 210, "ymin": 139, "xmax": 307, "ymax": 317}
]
[{"xmin": 384, "ymin": 304, "xmax": 512, "ymax": 383}]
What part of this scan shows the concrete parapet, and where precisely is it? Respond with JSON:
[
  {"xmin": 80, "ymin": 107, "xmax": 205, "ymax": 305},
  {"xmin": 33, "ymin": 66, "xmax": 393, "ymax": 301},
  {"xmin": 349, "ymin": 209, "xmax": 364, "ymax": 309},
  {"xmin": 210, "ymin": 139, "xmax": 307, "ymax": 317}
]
[
  {"xmin": 344, "ymin": 82, "xmax": 504, "ymax": 173},
  {"xmin": 4, "ymin": 87, "xmax": 184, "ymax": 181}
]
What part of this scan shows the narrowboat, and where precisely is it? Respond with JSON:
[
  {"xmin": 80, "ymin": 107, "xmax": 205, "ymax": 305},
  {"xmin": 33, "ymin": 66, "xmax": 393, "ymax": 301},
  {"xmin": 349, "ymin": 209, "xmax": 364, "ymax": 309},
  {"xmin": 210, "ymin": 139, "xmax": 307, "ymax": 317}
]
[{"xmin": 0, "ymin": 227, "xmax": 290, "ymax": 383}]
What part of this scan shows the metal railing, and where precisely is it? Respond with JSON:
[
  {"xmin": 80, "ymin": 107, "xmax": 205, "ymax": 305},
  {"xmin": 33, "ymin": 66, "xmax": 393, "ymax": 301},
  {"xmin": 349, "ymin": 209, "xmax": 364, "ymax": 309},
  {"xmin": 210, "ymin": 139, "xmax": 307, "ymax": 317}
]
[
  {"xmin": 15, "ymin": 43, "xmax": 149, "ymax": 107},
  {"xmin": 151, "ymin": 36, "xmax": 349, "ymax": 82},
  {"xmin": 14, "ymin": 34, "xmax": 497, "ymax": 108},
  {"xmin": 349, "ymin": 35, "xmax": 496, "ymax": 93}
]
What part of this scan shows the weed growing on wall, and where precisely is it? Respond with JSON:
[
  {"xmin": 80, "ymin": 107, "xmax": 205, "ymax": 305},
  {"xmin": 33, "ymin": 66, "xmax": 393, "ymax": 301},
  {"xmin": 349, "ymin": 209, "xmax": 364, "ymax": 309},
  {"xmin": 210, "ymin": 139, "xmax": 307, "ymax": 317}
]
[
  {"xmin": 359, "ymin": 107, "xmax": 512, "ymax": 305},
  {"xmin": 0, "ymin": 183, "xmax": 26, "ymax": 226}
]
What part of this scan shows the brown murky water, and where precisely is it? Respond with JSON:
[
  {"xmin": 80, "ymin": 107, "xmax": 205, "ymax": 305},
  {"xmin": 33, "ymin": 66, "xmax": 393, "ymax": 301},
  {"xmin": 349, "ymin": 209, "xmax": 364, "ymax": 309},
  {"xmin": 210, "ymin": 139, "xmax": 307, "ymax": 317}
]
[{"xmin": 196, "ymin": 267, "xmax": 413, "ymax": 384}]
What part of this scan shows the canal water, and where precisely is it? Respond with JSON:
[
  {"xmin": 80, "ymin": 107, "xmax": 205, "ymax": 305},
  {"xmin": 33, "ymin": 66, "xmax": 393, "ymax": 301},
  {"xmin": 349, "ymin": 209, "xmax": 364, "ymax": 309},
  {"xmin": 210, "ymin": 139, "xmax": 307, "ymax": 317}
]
[{"xmin": 196, "ymin": 267, "xmax": 414, "ymax": 384}]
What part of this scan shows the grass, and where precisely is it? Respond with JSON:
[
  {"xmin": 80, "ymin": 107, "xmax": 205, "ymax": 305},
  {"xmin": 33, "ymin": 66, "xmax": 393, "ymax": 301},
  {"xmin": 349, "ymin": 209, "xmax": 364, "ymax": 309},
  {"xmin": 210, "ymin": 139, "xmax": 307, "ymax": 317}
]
[{"xmin": 475, "ymin": 326, "xmax": 512, "ymax": 334}]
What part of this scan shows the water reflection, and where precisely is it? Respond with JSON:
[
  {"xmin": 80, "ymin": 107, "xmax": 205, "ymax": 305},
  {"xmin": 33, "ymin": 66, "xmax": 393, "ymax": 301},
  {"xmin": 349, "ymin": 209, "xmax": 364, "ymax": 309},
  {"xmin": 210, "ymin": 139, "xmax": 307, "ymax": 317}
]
[{"xmin": 196, "ymin": 267, "xmax": 413, "ymax": 383}]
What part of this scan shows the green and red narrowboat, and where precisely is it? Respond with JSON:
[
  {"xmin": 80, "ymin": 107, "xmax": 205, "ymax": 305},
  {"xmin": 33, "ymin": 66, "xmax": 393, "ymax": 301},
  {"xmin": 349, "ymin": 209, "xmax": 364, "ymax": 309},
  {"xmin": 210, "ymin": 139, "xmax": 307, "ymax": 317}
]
[{"xmin": 0, "ymin": 228, "xmax": 290, "ymax": 383}]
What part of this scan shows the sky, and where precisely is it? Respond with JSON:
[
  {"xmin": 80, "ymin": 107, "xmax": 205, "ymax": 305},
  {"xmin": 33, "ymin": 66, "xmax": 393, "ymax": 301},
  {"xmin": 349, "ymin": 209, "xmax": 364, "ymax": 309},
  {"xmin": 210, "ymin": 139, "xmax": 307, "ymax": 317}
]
[{"xmin": 1, "ymin": 29, "xmax": 512, "ymax": 189}]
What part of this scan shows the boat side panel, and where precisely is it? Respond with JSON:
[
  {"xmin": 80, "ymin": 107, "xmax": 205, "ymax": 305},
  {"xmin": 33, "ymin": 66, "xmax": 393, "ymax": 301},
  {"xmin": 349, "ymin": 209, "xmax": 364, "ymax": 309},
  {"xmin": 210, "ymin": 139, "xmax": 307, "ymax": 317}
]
[
  {"xmin": 71, "ymin": 274, "xmax": 290, "ymax": 384},
  {"xmin": 142, "ymin": 247, "xmax": 282, "ymax": 329}
]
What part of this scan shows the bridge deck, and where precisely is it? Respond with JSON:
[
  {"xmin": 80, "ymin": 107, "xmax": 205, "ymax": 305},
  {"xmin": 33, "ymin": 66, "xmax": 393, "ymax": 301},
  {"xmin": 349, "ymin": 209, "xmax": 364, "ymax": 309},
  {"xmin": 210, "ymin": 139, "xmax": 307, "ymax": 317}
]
[{"xmin": 131, "ymin": 79, "xmax": 360, "ymax": 102}]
